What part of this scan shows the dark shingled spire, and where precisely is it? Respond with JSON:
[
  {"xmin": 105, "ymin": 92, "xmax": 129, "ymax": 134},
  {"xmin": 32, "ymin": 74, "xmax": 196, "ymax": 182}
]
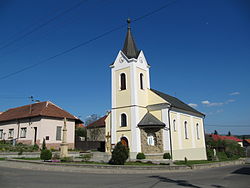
[{"xmin": 122, "ymin": 18, "xmax": 140, "ymax": 59}]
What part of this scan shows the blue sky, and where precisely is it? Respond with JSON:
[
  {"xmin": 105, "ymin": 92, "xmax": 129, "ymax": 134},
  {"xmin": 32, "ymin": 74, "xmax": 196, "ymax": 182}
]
[{"xmin": 0, "ymin": 0, "xmax": 249, "ymax": 135}]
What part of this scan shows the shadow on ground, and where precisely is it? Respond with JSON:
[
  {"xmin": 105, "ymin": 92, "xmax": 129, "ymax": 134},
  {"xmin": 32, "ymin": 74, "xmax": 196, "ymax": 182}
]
[
  {"xmin": 232, "ymin": 167, "xmax": 250, "ymax": 175},
  {"xmin": 148, "ymin": 176, "xmax": 201, "ymax": 188}
]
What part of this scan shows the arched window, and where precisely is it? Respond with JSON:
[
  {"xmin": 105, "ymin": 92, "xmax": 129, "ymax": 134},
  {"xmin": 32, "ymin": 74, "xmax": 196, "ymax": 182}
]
[
  {"xmin": 120, "ymin": 73, "xmax": 126, "ymax": 90},
  {"xmin": 196, "ymin": 123, "xmax": 200, "ymax": 139},
  {"xmin": 147, "ymin": 133, "xmax": 155, "ymax": 146},
  {"xmin": 121, "ymin": 113, "xmax": 127, "ymax": 127},
  {"xmin": 184, "ymin": 121, "xmax": 188, "ymax": 139},
  {"xmin": 140, "ymin": 73, "xmax": 144, "ymax": 89},
  {"xmin": 173, "ymin": 119, "xmax": 176, "ymax": 131}
]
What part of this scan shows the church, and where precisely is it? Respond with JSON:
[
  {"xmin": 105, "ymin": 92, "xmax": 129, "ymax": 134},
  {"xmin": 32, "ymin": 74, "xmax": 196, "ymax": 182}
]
[{"xmin": 104, "ymin": 19, "xmax": 207, "ymax": 160}]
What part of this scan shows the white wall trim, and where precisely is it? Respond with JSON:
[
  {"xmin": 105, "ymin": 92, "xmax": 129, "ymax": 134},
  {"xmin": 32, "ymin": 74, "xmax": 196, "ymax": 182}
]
[
  {"xmin": 131, "ymin": 106, "xmax": 141, "ymax": 152},
  {"xmin": 190, "ymin": 116, "xmax": 196, "ymax": 148},
  {"xmin": 161, "ymin": 108, "xmax": 170, "ymax": 151},
  {"xmin": 177, "ymin": 112, "xmax": 182, "ymax": 149}
]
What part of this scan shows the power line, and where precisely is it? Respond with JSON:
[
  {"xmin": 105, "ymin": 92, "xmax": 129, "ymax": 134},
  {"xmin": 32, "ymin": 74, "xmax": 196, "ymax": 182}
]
[
  {"xmin": 0, "ymin": 0, "xmax": 88, "ymax": 51},
  {"xmin": 0, "ymin": 0, "xmax": 176, "ymax": 81}
]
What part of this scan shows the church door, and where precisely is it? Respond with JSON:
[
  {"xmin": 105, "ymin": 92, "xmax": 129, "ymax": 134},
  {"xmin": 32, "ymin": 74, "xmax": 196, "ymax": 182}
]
[{"xmin": 121, "ymin": 137, "xmax": 129, "ymax": 148}]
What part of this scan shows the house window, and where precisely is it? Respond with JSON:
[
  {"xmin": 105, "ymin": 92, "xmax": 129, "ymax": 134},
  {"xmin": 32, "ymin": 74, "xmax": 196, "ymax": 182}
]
[
  {"xmin": 120, "ymin": 73, "xmax": 126, "ymax": 90},
  {"xmin": 147, "ymin": 134, "xmax": 155, "ymax": 146},
  {"xmin": 184, "ymin": 121, "xmax": 188, "ymax": 139},
  {"xmin": 56, "ymin": 126, "xmax": 62, "ymax": 141},
  {"xmin": 20, "ymin": 128, "xmax": 27, "ymax": 138},
  {"xmin": 8, "ymin": 129, "xmax": 14, "ymax": 138},
  {"xmin": 140, "ymin": 73, "xmax": 144, "ymax": 89},
  {"xmin": 121, "ymin": 113, "xmax": 127, "ymax": 127},
  {"xmin": 0, "ymin": 130, "xmax": 3, "ymax": 139},
  {"xmin": 196, "ymin": 123, "xmax": 200, "ymax": 139},
  {"xmin": 173, "ymin": 119, "xmax": 176, "ymax": 131}
]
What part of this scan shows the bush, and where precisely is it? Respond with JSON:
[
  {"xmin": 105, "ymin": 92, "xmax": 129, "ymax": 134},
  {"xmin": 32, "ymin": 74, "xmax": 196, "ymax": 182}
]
[
  {"xmin": 163, "ymin": 153, "xmax": 171, "ymax": 159},
  {"xmin": 136, "ymin": 153, "xmax": 145, "ymax": 160},
  {"xmin": 81, "ymin": 153, "xmax": 92, "ymax": 162},
  {"xmin": 40, "ymin": 149, "xmax": 52, "ymax": 161},
  {"xmin": 18, "ymin": 148, "xmax": 23, "ymax": 155},
  {"xmin": 217, "ymin": 152, "xmax": 228, "ymax": 161},
  {"xmin": 52, "ymin": 153, "xmax": 60, "ymax": 160},
  {"xmin": 33, "ymin": 144, "xmax": 39, "ymax": 151},
  {"xmin": 109, "ymin": 142, "xmax": 129, "ymax": 165},
  {"xmin": 206, "ymin": 148, "xmax": 214, "ymax": 161},
  {"xmin": 184, "ymin": 157, "xmax": 188, "ymax": 164},
  {"xmin": 42, "ymin": 138, "xmax": 47, "ymax": 150},
  {"xmin": 60, "ymin": 157, "xmax": 73, "ymax": 162}
]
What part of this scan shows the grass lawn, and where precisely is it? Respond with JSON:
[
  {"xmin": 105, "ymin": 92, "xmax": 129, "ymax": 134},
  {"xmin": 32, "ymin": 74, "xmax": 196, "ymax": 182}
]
[
  {"xmin": 13, "ymin": 157, "xmax": 41, "ymax": 160},
  {"xmin": 0, "ymin": 158, "xmax": 6, "ymax": 160}
]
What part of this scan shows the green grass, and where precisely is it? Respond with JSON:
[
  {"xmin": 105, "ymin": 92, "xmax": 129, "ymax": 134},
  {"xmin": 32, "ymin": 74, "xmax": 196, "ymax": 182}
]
[
  {"xmin": 174, "ymin": 160, "xmax": 215, "ymax": 166},
  {"xmin": 0, "ymin": 158, "xmax": 6, "ymax": 160},
  {"xmin": 13, "ymin": 157, "xmax": 41, "ymax": 160},
  {"xmin": 125, "ymin": 161, "xmax": 157, "ymax": 166}
]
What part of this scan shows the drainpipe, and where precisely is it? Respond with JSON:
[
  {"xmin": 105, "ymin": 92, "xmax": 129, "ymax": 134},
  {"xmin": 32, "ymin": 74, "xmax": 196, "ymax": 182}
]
[{"xmin": 167, "ymin": 106, "xmax": 173, "ymax": 160}]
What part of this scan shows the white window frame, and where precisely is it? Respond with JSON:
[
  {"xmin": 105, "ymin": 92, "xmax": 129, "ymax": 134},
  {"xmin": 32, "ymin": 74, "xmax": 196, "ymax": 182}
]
[
  {"xmin": 147, "ymin": 134, "xmax": 155, "ymax": 146},
  {"xmin": 8, "ymin": 129, "xmax": 14, "ymax": 138},
  {"xmin": 20, "ymin": 127, "xmax": 27, "ymax": 138}
]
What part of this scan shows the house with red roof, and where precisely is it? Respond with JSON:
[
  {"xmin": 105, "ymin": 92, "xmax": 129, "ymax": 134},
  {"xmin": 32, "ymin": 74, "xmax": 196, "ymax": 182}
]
[
  {"xmin": 86, "ymin": 114, "xmax": 108, "ymax": 142},
  {"xmin": 0, "ymin": 101, "xmax": 82, "ymax": 149},
  {"xmin": 211, "ymin": 134, "xmax": 243, "ymax": 147}
]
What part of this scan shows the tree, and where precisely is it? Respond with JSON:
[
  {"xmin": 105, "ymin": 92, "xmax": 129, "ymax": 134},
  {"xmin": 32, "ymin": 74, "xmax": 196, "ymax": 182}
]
[
  {"xmin": 42, "ymin": 138, "xmax": 47, "ymax": 150},
  {"xmin": 214, "ymin": 130, "xmax": 218, "ymax": 135},
  {"xmin": 109, "ymin": 142, "xmax": 129, "ymax": 165},
  {"xmin": 227, "ymin": 131, "xmax": 231, "ymax": 136},
  {"xmin": 85, "ymin": 114, "xmax": 100, "ymax": 126},
  {"xmin": 75, "ymin": 127, "xmax": 87, "ymax": 137}
]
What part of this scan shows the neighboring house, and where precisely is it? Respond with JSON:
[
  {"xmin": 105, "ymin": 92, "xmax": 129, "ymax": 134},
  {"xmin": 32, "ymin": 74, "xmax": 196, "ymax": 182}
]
[
  {"xmin": 86, "ymin": 115, "xmax": 107, "ymax": 142},
  {"xmin": 0, "ymin": 101, "xmax": 82, "ymax": 149},
  {"xmin": 211, "ymin": 134, "xmax": 243, "ymax": 147},
  {"xmin": 243, "ymin": 139, "xmax": 250, "ymax": 147},
  {"xmin": 100, "ymin": 20, "xmax": 207, "ymax": 160}
]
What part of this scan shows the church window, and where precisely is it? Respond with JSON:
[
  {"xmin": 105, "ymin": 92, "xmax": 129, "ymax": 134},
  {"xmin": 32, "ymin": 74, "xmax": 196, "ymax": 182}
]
[
  {"xmin": 173, "ymin": 119, "xmax": 177, "ymax": 131},
  {"xmin": 120, "ymin": 73, "xmax": 126, "ymax": 90},
  {"xmin": 140, "ymin": 73, "xmax": 144, "ymax": 89},
  {"xmin": 121, "ymin": 113, "xmax": 127, "ymax": 127},
  {"xmin": 184, "ymin": 121, "xmax": 188, "ymax": 139},
  {"xmin": 196, "ymin": 123, "xmax": 200, "ymax": 139},
  {"xmin": 147, "ymin": 134, "xmax": 155, "ymax": 146}
]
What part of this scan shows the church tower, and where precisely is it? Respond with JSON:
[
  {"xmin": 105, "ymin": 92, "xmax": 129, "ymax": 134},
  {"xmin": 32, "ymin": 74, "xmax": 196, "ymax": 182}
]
[{"xmin": 110, "ymin": 19, "xmax": 150, "ymax": 158}]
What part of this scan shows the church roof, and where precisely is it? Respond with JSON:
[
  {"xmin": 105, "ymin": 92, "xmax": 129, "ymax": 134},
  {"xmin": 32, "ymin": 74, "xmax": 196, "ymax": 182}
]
[
  {"xmin": 0, "ymin": 101, "xmax": 82, "ymax": 123},
  {"xmin": 150, "ymin": 89, "xmax": 204, "ymax": 116},
  {"xmin": 138, "ymin": 112, "xmax": 165, "ymax": 128},
  {"xmin": 121, "ymin": 19, "xmax": 140, "ymax": 59}
]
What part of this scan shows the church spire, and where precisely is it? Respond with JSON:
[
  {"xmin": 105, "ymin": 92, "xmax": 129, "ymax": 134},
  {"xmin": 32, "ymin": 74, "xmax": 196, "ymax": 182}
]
[{"xmin": 122, "ymin": 18, "xmax": 140, "ymax": 59}]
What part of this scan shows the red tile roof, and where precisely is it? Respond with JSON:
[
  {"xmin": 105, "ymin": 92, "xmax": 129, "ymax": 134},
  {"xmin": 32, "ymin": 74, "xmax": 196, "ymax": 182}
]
[
  {"xmin": 86, "ymin": 115, "xmax": 107, "ymax": 129},
  {"xmin": 211, "ymin": 134, "xmax": 242, "ymax": 142},
  {"xmin": 244, "ymin": 139, "xmax": 250, "ymax": 144},
  {"xmin": 0, "ymin": 101, "xmax": 81, "ymax": 122}
]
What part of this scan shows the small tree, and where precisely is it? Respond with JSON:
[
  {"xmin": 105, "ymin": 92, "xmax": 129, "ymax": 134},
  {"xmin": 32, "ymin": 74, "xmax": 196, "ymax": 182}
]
[
  {"xmin": 109, "ymin": 142, "xmax": 129, "ymax": 165},
  {"xmin": 214, "ymin": 130, "xmax": 218, "ymax": 135},
  {"xmin": 75, "ymin": 127, "xmax": 87, "ymax": 138},
  {"xmin": 42, "ymin": 138, "xmax": 47, "ymax": 150},
  {"xmin": 227, "ymin": 131, "xmax": 231, "ymax": 136},
  {"xmin": 40, "ymin": 149, "xmax": 52, "ymax": 161}
]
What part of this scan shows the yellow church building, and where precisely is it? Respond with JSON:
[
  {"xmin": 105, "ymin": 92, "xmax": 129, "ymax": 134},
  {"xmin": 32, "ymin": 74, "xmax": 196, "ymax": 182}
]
[{"xmin": 105, "ymin": 20, "xmax": 207, "ymax": 160}]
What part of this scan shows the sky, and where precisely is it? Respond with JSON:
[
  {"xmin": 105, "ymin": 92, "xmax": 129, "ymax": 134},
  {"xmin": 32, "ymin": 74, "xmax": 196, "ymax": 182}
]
[{"xmin": 0, "ymin": 0, "xmax": 249, "ymax": 135}]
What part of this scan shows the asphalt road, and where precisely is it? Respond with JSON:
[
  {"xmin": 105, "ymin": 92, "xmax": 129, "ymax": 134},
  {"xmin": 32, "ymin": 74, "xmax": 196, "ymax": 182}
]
[{"xmin": 0, "ymin": 163, "xmax": 249, "ymax": 188}]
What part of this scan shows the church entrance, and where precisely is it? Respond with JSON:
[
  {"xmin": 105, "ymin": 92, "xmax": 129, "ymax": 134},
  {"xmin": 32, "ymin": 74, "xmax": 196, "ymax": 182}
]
[{"xmin": 121, "ymin": 137, "xmax": 129, "ymax": 148}]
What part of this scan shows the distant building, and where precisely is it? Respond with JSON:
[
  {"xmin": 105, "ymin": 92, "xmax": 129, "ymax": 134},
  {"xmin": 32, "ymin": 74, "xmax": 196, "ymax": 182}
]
[
  {"xmin": 0, "ymin": 101, "xmax": 82, "ymax": 149},
  {"xmin": 86, "ymin": 115, "xmax": 107, "ymax": 142},
  {"xmin": 211, "ymin": 134, "xmax": 243, "ymax": 147}
]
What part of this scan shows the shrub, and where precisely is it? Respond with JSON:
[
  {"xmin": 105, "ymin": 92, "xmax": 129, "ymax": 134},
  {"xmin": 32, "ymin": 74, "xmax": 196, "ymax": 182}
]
[
  {"xmin": 184, "ymin": 157, "xmax": 188, "ymax": 164},
  {"xmin": 163, "ymin": 153, "xmax": 171, "ymax": 159},
  {"xmin": 206, "ymin": 148, "xmax": 214, "ymax": 161},
  {"xmin": 61, "ymin": 157, "xmax": 73, "ymax": 162},
  {"xmin": 217, "ymin": 152, "xmax": 228, "ymax": 161},
  {"xmin": 40, "ymin": 149, "xmax": 52, "ymax": 161},
  {"xmin": 136, "ymin": 153, "xmax": 145, "ymax": 160},
  {"xmin": 109, "ymin": 142, "xmax": 129, "ymax": 165},
  {"xmin": 81, "ymin": 154, "xmax": 92, "ymax": 162},
  {"xmin": 42, "ymin": 138, "xmax": 47, "ymax": 150},
  {"xmin": 18, "ymin": 148, "xmax": 23, "ymax": 155},
  {"xmin": 33, "ymin": 144, "xmax": 39, "ymax": 151},
  {"xmin": 52, "ymin": 153, "xmax": 60, "ymax": 160}
]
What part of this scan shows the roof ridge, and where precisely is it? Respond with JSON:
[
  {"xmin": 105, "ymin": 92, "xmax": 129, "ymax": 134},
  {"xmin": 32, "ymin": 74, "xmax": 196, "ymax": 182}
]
[{"xmin": 2, "ymin": 101, "xmax": 47, "ymax": 113}]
